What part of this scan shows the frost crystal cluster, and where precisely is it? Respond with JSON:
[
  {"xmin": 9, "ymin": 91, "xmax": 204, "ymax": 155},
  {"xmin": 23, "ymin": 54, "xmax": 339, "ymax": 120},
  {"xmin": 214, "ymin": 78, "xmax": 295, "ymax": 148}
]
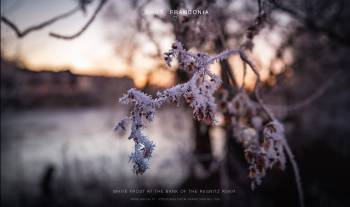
[
  {"xmin": 115, "ymin": 42, "xmax": 300, "ymax": 203},
  {"xmin": 116, "ymin": 41, "xmax": 235, "ymax": 175},
  {"xmin": 220, "ymin": 91, "xmax": 287, "ymax": 189}
]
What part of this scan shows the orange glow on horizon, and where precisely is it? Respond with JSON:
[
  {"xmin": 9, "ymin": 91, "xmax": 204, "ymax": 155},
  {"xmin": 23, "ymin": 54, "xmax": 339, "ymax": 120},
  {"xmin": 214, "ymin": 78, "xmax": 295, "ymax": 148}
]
[{"xmin": 0, "ymin": 0, "xmax": 291, "ymax": 90}]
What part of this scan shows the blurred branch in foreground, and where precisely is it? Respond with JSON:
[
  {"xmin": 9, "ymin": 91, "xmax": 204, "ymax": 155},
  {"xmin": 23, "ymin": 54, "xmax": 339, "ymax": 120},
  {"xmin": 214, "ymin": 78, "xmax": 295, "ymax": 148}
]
[
  {"xmin": 1, "ymin": 6, "xmax": 80, "ymax": 38},
  {"xmin": 268, "ymin": 0, "xmax": 350, "ymax": 47},
  {"xmin": 50, "ymin": 0, "xmax": 108, "ymax": 40},
  {"xmin": 1, "ymin": 0, "xmax": 108, "ymax": 40}
]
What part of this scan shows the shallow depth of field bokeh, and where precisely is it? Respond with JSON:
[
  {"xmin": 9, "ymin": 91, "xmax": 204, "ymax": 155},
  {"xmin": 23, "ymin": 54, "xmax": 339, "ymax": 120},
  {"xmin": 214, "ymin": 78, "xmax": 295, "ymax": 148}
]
[{"xmin": 1, "ymin": 1, "xmax": 350, "ymax": 207}]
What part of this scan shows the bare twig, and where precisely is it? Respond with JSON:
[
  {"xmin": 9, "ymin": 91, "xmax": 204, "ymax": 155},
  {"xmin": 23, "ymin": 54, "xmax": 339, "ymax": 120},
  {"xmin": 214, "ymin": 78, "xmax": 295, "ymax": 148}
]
[
  {"xmin": 269, "ymin": 0, "xmax": 350, "ymax": 47},
  {"xmin": 136, "ymin": 0, "xmax": 162, "ymax": 57},
  {"xmin": 49, "ymin": 0, "xmax": 108, "ymax": 40},
  {"xmin": 1, "ymin": 6, "xmax": 80, "ymax": 38},
  {"xmin": 209, "ymin": 45, "xmax": 275, "ymax": 120},
  {"xmin": 241, "ymin": 48, "xmax": 304, "ymax": 207},
  {"xmin": 239, "ymin": 50, "xmax": 275, "ymax": 121},
  {"xmin": 268, "ymin": 72, "xmax": 338, "ymax": 113},
  {"xmin": 257, "ymin": 0, "xmax": 263, "ymax": 15},
  {"xmin": 240, "ymin": 62, "xmax": 247, "ymax": 90},
  {"xmin": 283, "ymin": 140, "xmax": 305, "ymax": 207}
]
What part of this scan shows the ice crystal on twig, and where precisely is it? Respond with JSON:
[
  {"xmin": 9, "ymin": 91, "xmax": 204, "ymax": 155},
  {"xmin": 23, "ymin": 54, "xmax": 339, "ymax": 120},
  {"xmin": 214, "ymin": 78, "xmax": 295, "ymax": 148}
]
[
  {"xmin": 116, "ymin": 42, "xmax": 303, "ymax": 207},
  {"xmin": 221, "ymin": 90, "xmax": 288, "ymax": 188},
  {"xmin": 116, "ymin": 41, "xmax": 259, "ymax": 175}
]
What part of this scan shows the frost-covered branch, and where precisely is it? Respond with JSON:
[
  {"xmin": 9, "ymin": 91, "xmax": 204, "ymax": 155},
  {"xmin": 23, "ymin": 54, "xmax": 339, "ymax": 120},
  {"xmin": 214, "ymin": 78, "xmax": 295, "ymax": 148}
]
[
  {"xmin": 115, "ymin": 41, "xmax": 257, "ymax": 175},
  {"xmin": 220, "ymin": 88, "xmax": 304, "ymax": 206},
  {"xmin": 115, "ymin": 40, "xmax": 304, "ymax": 207}
]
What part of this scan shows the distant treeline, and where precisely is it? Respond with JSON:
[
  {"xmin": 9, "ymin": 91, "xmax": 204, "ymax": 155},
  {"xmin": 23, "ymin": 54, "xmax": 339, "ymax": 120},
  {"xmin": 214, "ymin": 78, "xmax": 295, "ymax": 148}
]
[{"xmin": 1, "ymin": 58, "xmax": 134, "ymax": 109}]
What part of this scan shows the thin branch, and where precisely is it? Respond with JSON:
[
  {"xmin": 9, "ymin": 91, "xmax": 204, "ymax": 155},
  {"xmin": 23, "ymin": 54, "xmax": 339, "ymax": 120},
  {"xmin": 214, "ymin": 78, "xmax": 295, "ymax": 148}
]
[
  {"xmin": 208, "ymin": 49, "xmax": 241, "ymax": 64},
  {"xmin": 269, "ymin": 0, "xmax": 350, "ymax": 47},
  {"xmin": 283, "ymin": 140, "xmax": 305, "ymax": 207},
  {"xmin": 212, "ymin": 49, "xmax": 238, "ymax": 88},
  {"xmin": 239, "ymin": 50, "xmax": 275, "ymax": 121},
  {"xmin": 226, "ymin": 65, "xmax": 237, "ymax": 89},
  {"xmin": 268, "ymin": 72, "xmax": 338, "ymax": 113},
  {"xmin": 136, "ymin": 0, "xmax": 162, "ymax": 57},
  {"xmin": 257, "ymin": 0, "xmax": 263, "ymax": 15},
  {"xmin": 210, "ymin": 46, "xmax": 275, "ymax": 120},
  {"xmin": 49, "ymin": 0, "xmax": 108, "ymax": 40},
  {"xmin": 1, "ymin": 6, "xmax": 80, "ymax": 38},
  {"xmin": 240, "ymin": 62, "xmax": 247, "ymax": 90}
]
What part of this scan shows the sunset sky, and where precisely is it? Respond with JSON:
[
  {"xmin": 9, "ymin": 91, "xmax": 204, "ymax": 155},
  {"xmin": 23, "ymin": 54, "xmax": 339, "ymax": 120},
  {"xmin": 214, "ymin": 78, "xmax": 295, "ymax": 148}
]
[
  {"xmin": 1, "ymin": 0, "xmax": 130, "ymax": 74},
  {"xmin": 1, "ymin": 0, "xmax": 289, "ymax": 87}
]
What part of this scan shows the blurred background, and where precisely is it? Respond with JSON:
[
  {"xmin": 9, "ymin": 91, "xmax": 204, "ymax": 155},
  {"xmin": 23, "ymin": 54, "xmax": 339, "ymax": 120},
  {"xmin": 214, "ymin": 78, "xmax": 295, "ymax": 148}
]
[{"xmin": 1, "ymin": 0, "xmax": 350, "ymax": 207}]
